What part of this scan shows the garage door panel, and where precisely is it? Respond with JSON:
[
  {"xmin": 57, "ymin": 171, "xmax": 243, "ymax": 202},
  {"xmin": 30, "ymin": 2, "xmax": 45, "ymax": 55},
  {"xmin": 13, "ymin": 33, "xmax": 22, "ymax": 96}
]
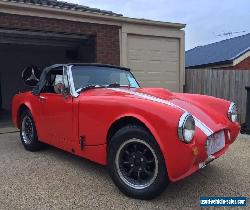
[
  {"xmin": 129, "ymin": 64, "xmax": 178, "ymax": 80},
  {"xmin": 138, "ymin": 72, "xmax": 178, "ymax": 82},
  {"xmin": 153, "ymin": 49, "xmax": 179, "ymax": 59},
  {"xmin": 129, "ymin": 49, "xmax": 179, "ymax": 62},
  {"xmin": 142, "ymin": 81, "xmax": 161, "ymax": 86},
  {"xmin": 140, "ymin": 81, "xmax": 178, "ymax": 91},
  {"xmin": 128, "ymin": 49, "xmax": 146, "ymax": 60},
  {"xmin": 163, "ymin": 82, "xmax": 179, "ymax": 91},
  {"xmin": 127, "ymin": 35, "xmax": 180, "ymax": 91},
  {"xmin": 147, "ymin": 71, "xmax": 178, "ymax": 80},
  {"xmin": 130, "ymin": 60, "xmax": 178, "ymax": 72},
  {"xmin": 145, "ymin": 62, "xmax": 178, "ymax": 72},
  {"xmin": 139, "ymin": 80, "xmax": 161, "ymax": 87},
  {"xmin": 129, "ymin": 36, "xmax": 179, "ymax": 52}
]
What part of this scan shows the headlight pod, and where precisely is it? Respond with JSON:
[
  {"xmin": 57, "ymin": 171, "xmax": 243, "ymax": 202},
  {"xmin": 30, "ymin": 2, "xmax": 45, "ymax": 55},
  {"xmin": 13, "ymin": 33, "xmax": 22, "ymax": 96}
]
[
  {"xmin": 178, "ymin": 112, "xmax": 195, "ymax": 143},
  {"xmin": 228, "ymin": 102, "xmax": 238, "ymax": 122}
]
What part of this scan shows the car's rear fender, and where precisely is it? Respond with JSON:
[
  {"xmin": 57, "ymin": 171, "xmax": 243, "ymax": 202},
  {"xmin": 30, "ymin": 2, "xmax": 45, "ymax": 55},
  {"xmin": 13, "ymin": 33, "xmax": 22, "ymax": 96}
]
[{"xmin": 12, "ymin": 92, "xmax": 38, "ymax": 129}]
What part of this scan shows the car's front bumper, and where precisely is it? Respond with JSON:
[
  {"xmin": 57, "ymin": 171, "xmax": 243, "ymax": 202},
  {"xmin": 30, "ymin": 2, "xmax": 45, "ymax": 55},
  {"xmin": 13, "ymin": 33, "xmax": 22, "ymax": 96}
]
[{"xmin": 164, "ymin": 124, "xmax": 240, "ymax": 182}]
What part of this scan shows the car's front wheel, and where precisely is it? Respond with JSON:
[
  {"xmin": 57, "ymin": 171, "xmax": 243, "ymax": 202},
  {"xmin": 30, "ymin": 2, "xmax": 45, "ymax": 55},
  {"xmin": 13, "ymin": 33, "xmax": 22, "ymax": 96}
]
[
  {"xmin": 20, "ymin": 110, "xmax": 43, "ymax": 151},
  {"xmin": 108, "ymin": 125, "xmax": 169, "ymax": 200}
]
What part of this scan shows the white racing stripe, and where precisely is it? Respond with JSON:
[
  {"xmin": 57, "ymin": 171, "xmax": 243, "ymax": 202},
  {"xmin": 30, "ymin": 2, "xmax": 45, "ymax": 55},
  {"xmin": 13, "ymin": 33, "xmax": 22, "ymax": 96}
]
[
  {"xmin": 193, "ymin": 117, "xmax": 213, "ymax": 136},
  {"xmin": 111, "ymin": 88, "xmax": 213, "ymax": 136}
]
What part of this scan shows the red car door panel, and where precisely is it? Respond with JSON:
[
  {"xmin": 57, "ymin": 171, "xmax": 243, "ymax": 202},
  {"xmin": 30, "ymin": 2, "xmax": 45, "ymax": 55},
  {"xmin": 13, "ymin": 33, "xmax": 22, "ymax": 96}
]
[{"xmin": 38, "ymin": 93, "xmax": 73, "ymax": 151}]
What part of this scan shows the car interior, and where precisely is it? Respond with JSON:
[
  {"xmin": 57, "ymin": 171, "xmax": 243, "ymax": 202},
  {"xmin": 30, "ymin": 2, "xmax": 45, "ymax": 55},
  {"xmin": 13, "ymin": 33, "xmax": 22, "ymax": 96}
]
[{"xmin": 41, "ymin": 68, "xmax": 69, "ymax": 94}]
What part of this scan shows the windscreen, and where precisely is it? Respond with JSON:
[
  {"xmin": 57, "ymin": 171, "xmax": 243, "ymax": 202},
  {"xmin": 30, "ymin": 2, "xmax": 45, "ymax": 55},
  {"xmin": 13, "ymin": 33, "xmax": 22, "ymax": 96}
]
[{"xmin": 71, "ymin": 65, "xmax": 140, "ymax": 91}]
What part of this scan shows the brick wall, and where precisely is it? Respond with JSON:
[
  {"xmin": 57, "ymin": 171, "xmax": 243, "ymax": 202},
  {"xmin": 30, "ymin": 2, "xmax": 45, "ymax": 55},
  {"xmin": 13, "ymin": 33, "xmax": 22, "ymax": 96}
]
[
  {"xmin": 221, "ymin": 56, "xmax": 250, "ymax": 70},
  {"xmin": 0, "ymin": 13, "xmax": 120, "ymax": 65}
]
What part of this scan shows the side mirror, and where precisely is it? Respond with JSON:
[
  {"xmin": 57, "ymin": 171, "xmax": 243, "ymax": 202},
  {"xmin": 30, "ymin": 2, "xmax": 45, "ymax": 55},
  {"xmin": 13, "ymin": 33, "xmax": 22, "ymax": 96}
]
[{"xmin": 22, "ymin": 66, "xmax": 41, "ymax": 87}]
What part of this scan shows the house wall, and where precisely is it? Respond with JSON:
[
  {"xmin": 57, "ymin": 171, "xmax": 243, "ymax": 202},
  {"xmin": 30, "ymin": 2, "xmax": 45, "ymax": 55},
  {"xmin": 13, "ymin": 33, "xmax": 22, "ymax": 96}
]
[
  {"xmin": 221, "ymin": 56, "xmax": 250, "ymax": 70},
  {"xmin": 0, "ymin": 13, "xmax": 120, "ymax": 65}
]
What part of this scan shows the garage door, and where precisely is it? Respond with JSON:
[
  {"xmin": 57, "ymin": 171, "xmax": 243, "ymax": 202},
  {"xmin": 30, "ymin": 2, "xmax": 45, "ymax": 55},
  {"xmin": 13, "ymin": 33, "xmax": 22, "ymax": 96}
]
[
  {"xmin": 0, "ymin": 29, "xmax": 95, "ymax": 110},
  {"xmin": 127, "ymin": 35, "xmax": 180, "ymax": 91}
]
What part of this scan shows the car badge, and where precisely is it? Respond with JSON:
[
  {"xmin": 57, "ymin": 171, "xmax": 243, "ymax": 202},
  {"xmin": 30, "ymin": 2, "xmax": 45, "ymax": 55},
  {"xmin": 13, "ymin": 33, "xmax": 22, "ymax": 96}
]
[{"xmin": 22, "ymin": 66, "xmax": 41, "ymax": 87}]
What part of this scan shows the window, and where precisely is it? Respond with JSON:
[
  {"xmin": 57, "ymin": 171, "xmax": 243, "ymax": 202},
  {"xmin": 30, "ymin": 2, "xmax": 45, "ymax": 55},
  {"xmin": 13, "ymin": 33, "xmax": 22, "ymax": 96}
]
[{"xmin": 41, "ymin": 68, "xmax": 68, "ymax": 94}]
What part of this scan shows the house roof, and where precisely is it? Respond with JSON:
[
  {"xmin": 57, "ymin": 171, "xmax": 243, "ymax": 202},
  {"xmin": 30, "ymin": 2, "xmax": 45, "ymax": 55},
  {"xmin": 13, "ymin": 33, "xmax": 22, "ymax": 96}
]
[
  {"xmin": 0, "ymin": 0, "xmax": 122, "ymax": 16},
  {"xmin": 0, "ymin": 0, "xmax": 186, "ymax": 29},
  {"xmin": 186, "ymin": 33, "xmax": 250, "ymax": 68}
]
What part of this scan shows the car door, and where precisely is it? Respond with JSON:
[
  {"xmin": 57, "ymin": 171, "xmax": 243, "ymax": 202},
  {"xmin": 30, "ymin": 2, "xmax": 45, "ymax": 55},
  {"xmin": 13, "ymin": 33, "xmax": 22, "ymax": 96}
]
[{"xmin": 38, "ymin": 68, "xmax": 73, "ymax": 151}]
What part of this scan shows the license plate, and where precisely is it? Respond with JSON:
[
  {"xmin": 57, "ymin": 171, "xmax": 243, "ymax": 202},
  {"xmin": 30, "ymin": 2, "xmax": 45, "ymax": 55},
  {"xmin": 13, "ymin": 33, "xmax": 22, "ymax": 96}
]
[{"xmin": 207, "ymin": 131, "xmax": 225, "ymax": 155}]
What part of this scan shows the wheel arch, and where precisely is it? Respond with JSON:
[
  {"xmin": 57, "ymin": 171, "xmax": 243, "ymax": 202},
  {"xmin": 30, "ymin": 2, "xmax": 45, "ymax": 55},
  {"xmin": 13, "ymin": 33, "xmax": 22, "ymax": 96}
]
[
  {"xmin": 16, "ymin": 103, "xmax": 32, "ymax": 129},
  {"xmin": 106, "ymin": 114, "xmax": 165, "ymax": 156}
]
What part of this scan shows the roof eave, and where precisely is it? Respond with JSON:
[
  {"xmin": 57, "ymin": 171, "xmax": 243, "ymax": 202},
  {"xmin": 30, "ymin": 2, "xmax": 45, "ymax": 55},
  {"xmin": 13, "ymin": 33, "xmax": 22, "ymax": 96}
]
[
  {"xmin": 231, "ymin": 47, "xmax": 250, "ymax": 60},
  {"xmin": 0, "ymin": 1, "xmax": 185, "ymax": 29},
  {"xmin": 186, "ymin": 60, "xmax": 233, "ymax": 69}
]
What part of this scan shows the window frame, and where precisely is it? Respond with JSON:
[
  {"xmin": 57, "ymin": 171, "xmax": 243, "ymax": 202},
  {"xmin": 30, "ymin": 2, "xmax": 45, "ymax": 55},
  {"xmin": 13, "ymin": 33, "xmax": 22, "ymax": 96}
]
[
  {"xmin": 40, "ymin": 66, "xmax": 69, "ymax": 95},
  {"xmin": 66, "ymin": 65, "xmax": 140, "ymax": 98}
]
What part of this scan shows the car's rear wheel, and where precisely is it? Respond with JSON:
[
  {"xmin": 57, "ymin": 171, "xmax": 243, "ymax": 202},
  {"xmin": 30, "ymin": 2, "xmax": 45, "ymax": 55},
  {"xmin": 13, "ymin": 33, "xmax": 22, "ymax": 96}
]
[
  {"xmin": 108, "ymin": 125, "xmax": 169, "ymax": 200},
  {"xmin": 20, "ymin": 110, "xmax": 43, "ymax": 151}
]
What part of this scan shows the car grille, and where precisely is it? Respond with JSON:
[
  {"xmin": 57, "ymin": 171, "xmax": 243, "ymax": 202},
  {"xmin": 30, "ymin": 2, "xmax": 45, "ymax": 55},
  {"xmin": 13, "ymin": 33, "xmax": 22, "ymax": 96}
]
[{"xmin": 206, "ymin": 130, "xmax": 225, "ymax": 155}]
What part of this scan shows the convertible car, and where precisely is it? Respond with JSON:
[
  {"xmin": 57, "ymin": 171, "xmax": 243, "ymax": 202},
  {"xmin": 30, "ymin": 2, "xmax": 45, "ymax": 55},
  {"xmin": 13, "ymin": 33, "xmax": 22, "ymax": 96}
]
[{"xmin": 12, "ymin": 64, "xmax": 240, "ymax": 199}]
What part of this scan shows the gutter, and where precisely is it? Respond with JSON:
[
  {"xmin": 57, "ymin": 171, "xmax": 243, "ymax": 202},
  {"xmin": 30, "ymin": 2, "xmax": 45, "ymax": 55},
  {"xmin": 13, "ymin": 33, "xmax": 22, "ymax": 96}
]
[
  {"xmin": 186, "ymin": 60, "xmax": 233, "ymax": 69},
  {"xmin": 231, "ymin": 47, "xmax": 250, "ymax": 60}
]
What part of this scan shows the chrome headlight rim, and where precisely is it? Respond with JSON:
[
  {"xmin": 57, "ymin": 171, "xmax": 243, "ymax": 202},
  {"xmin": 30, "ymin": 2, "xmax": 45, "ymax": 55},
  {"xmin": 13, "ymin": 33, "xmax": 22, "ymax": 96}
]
[
  {"xmin": 228, "ymin": 102, "xmax": 238, "ymax": 123},
  {"xmin": 178, "ymin": 112, "xmax": 195, "ymax": 143}
]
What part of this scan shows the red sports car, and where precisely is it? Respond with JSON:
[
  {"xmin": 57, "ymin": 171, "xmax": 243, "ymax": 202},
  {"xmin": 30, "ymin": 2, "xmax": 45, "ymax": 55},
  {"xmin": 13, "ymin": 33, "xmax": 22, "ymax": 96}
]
[{"xmin": 12, "ymin": 64, "xmax": 240, "ymax": 199}]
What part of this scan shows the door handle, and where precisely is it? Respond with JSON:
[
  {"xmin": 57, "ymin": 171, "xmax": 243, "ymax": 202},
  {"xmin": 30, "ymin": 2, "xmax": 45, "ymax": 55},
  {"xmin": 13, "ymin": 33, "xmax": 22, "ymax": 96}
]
[{"xmin": 39, "ymin": 96, "xmax": 46, "ymax": 102}]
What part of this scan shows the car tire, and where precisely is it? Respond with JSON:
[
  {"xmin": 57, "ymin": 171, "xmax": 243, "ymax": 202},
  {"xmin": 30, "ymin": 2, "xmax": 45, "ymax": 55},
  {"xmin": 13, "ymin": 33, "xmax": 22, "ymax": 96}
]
[
  {"xmin": 108, "ymin": 125, "xmax": 169, "ymax": 200},
  {"xmin": 20, "ymin": 110, "xmax": 43, "ymax": 151}
]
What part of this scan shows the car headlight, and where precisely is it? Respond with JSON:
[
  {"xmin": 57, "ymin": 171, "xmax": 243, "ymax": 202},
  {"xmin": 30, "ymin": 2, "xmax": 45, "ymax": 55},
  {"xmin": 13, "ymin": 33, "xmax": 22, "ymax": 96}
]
[
  {"xmin": 228, "ymin": 102, "xmax": 238, "ymax": 122},
  {"xmin": 178, "ymin": 112, "xmax": 195, "ymax": 143}
]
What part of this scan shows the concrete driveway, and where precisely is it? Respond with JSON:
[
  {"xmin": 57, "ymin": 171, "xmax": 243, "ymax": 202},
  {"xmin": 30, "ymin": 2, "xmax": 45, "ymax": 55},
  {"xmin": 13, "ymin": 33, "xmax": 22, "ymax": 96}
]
[{"xmin": 0, "ymin": 132, "xmax": 249, "ymax": 210}]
